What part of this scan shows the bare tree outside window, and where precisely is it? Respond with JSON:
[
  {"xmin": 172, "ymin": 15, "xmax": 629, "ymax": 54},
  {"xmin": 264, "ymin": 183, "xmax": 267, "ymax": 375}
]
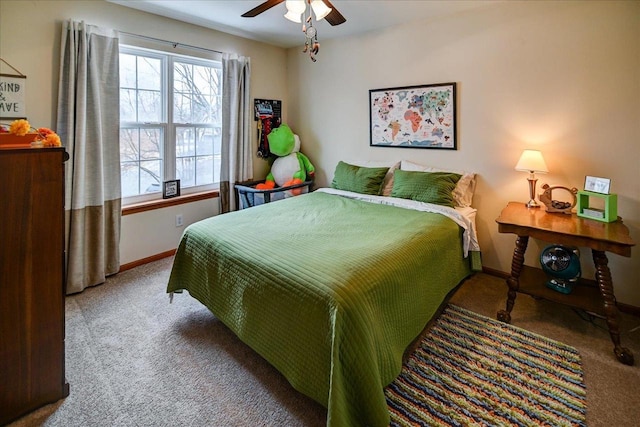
[
  {"xmin": 173, "ymin": 61, "xmax": 222, "ymax": 188},
  {"xmin": 119, "ymin": 48, "xmax": 222, "ymax": 200}
]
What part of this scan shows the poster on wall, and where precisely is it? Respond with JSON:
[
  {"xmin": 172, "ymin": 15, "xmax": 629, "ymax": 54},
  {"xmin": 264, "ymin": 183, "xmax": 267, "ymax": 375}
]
[
  {"xmin": 369, "ymin": 82, "xmax": 456, "ymax": 150},
  {"xmin": 254, "ymin": 99, "xmax": 282, "ymax": 158},
  {"xmin": 0, "ymin": 74, "xmax": 27, "ymax": 119},
  {"xmin": 254, "ymin": 99, "xmax": 282, "ymax": 121}
]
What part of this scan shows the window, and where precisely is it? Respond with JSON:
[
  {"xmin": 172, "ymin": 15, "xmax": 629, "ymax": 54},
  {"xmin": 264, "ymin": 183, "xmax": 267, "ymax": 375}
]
[{"xmin": 119, "ymin": 46, "xmax": 222, "ymax": 202}]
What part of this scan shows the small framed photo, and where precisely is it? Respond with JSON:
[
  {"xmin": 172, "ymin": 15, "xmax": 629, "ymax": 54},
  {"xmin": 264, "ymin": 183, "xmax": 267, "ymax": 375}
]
[
  {"xmin": 163, "ymin": 179, "xmax": 181, "ymax": 199},
  {"xmin": 584, "ymin": 176, "xmax": 611, "ymax": 194}
]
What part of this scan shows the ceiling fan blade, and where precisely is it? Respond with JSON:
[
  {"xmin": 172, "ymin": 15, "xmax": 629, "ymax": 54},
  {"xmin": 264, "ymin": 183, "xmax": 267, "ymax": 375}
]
[
  {"xmin": 322, "ymin": 0, "xmax": 346, "ymax": 26},
  {"xmin": 241, "ymin": 0, "xmax": 285, "ymax": 18}
]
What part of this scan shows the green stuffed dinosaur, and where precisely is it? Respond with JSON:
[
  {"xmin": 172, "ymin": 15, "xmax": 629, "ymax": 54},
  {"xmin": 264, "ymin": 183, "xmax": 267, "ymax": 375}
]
[{"xmin": 256, "ymin": 124, "xmax": 315, "ymax": 190}]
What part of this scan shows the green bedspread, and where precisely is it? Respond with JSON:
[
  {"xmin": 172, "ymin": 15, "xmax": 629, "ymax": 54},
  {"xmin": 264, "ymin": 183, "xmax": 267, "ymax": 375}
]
[{"xmin": 167, "ymin": 191, "xmax": 472, "ymax": 426}]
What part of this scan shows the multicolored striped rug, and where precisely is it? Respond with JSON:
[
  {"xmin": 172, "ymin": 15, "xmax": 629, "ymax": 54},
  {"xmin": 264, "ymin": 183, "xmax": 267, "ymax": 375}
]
[{"xmin": 385, "ymin": 304, "xmax": 586, "ymax": 426}]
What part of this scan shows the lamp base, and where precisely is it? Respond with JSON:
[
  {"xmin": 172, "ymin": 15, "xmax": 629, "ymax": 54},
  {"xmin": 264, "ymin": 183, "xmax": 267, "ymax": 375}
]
[{"xmin": 525, "ymin": 176, "xmax": 539, "ymax": 208}]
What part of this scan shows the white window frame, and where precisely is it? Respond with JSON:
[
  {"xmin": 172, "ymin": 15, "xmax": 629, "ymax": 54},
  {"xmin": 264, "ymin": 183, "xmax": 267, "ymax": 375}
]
[{"xmin": 119, "ymin": 45, "xmax": 222, "ymax": 205}]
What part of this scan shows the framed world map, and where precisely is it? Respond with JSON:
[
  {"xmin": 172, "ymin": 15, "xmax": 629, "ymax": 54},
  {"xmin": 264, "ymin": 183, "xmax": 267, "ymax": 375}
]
[{"xmin": 369, "ymin": 82, "xmax": 456, "ymax": 149}]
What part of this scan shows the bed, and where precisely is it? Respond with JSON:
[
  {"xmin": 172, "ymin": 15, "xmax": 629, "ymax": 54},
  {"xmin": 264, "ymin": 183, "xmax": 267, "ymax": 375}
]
[{"xmin": 167, "ymin": 161, "xmax": 481, "ymax": 427}]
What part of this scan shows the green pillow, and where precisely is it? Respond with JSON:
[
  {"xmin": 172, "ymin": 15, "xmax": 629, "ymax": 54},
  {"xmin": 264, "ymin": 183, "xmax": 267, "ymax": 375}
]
[
  {"xmin": 331, "ymin": 161, "xmax": 389, "ymax": 195},
  {"xmin": 391, "ymin": 169, "xmax": 462, "ymax": 207}
]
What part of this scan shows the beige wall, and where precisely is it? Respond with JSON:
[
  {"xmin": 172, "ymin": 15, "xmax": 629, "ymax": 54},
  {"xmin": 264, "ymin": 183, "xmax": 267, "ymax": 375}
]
[
  {"xmin": 2, "ymin": 1, "xmax": 639, "ymax": 305},
  {"xmin": 0, "ymin": 0, "xmax": 285, "ymax": 265},
  {"xmin": 287, "ymin": 1, "xmax": 640, "ymax": 305}
]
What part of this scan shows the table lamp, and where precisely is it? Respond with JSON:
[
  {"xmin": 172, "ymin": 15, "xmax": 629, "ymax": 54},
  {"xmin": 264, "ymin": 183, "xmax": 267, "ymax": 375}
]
[{"xmin": 515, "ymin": 149, "xmax": 548, "ymax": 208}]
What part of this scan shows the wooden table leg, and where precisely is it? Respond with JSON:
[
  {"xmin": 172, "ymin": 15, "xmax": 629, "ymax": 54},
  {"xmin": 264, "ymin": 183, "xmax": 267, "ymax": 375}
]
[
  {"xmin": 592, "ymin": 249, "xmax": 634, "ymax": 365},
  {"xmin": 498, "ymin": 235, "xmax": 529, "ymax": 323}
]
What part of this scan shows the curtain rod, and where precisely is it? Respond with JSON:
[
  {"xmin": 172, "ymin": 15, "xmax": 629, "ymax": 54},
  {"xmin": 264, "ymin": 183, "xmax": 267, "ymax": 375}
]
[{"xmin": 118, "ymin": 31, "xmax": 225, "ymax": 55}]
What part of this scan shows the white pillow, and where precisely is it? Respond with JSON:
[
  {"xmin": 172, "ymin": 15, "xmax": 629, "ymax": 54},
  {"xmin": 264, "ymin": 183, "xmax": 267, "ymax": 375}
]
[
  {"xmin": 345, "ymin": 160, "xmax": 400, "ymax": 196},
  {"xmin": 400, "ymin": 160, "xmax": 477, "ymax": 207}
]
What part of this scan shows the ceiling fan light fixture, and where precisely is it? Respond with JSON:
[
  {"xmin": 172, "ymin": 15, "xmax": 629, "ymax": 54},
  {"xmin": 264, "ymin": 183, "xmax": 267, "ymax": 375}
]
[
  {"xmin": 284, "ymin": 0, "xmax": 306, "ymax": 23},
  {"xmin": 284, "ymin": 10, "xmax": 303, "ymax": 23},
  {"xmin": 310, "ymin": 0, "xmax": 332, "ymax": 21},
  {"xmin": 285, "ymin": 0, "xmax": 306, "ymax": 14}
]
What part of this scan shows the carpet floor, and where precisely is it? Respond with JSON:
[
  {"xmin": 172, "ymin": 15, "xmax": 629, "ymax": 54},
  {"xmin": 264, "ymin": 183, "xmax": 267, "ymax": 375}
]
[{"xmin": 7, "ymin": 258, "xmax": 640, "ymax": 426}]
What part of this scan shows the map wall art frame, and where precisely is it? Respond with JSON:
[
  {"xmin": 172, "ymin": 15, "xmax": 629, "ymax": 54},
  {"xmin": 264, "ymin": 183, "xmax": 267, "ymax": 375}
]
[{"xmin": 369, "ymin": 82, "xmax": 457, "ymax": 149}]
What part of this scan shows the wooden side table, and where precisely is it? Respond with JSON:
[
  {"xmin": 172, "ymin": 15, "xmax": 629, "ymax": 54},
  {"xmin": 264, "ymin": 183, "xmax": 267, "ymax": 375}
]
[{"xmin": 496, "ymin": 202, "xmax": 636, "ymax": 365}]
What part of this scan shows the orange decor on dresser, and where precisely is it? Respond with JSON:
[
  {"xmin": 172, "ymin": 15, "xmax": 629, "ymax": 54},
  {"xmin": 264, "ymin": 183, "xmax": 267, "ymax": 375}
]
[{"xmin": 0, "ymin": 132, "xmax": 39, "ymax": 148}]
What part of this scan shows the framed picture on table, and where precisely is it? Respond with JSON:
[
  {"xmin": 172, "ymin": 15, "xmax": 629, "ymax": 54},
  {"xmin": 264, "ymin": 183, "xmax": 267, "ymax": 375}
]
[{"xmin": 584, "ymin": 176, "xmax": 611, "ymax": 194}]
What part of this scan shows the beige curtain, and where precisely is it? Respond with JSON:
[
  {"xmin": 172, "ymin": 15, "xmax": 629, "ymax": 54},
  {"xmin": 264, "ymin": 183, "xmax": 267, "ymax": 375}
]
[
  {"xmin": 220, "ymin": 53, "xmax": 252, "ymax": 213},
  {"xmin": 57, "ymin": 20, "xmax": 121, "ymax": 294}
]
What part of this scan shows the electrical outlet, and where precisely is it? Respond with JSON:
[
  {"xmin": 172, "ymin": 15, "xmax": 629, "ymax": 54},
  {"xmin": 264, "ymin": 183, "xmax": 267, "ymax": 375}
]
[{"xmin": 175, "ymin": 214, "xmax": 183, "ymax": 227}]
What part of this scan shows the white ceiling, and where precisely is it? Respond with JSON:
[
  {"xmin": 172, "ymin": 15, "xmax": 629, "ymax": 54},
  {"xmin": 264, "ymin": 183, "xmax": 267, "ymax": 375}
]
[{"xmin": 107, "ymin": 1, "xmax": 501, "ymax": 49}]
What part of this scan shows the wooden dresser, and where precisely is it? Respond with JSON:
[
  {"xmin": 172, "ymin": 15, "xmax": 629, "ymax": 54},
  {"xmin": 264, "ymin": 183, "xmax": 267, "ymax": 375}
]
[{"xmin": 0, "ymin": 147, "xmax": 69, "ymax": 424}]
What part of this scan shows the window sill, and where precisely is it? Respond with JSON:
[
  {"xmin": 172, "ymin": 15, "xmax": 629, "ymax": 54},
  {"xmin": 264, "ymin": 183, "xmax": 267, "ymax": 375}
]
[{"xmin": 122, "ymin": 190, "xmax": 218, "ymax": 216}]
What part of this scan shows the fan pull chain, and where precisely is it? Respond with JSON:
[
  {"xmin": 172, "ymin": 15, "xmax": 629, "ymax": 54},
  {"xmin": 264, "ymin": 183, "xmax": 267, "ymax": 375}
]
[{"xmin": 301, "ymin": 3, "xmax": 319, "ymax": 62}]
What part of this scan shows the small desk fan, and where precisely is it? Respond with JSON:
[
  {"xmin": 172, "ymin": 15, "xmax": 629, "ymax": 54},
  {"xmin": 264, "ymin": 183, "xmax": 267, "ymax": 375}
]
[{"xmin": 540, "ymin": 245, "xmax": 581, "ymax": 294}]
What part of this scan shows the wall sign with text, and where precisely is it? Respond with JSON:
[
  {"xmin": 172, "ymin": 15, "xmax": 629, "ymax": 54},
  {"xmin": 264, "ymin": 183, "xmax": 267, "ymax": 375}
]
[{"xmin": 0, "ymin": 74, "xmax": 26, "ymax": 119}]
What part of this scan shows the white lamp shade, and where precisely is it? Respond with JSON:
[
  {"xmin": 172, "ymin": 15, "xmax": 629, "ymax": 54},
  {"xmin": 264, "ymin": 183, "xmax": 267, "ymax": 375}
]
[
  {"xmin": 515, "ymin": 149, "xmax": 548, "ymax": 173},
  {"xmin": 311, "ymin": 0, "xmax": 332, "ymax": 20},
  {"xmin": 284, "ymin": 10, "xmax": 302, "ymax": 23},
  {"xmin": 285, "ymin": 0, "xmax": 307, "ymax": 14}
]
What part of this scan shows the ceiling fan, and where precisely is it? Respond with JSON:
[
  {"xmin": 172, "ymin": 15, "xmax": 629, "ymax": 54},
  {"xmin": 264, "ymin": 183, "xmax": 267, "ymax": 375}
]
[{"xmin": 242, "ymin": 0, "xmax": 347, "ymax": 26}]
